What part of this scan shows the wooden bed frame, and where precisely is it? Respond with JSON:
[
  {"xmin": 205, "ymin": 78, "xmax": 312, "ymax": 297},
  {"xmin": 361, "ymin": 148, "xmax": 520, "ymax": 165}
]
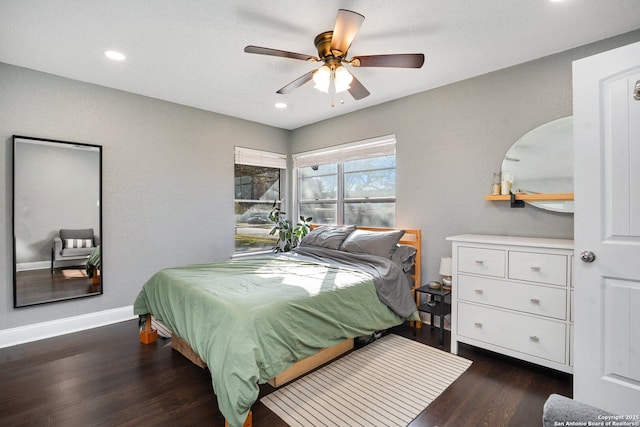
[{"xmin": 139, "ymin": 226, "xmax": 422, "ymax": 427}]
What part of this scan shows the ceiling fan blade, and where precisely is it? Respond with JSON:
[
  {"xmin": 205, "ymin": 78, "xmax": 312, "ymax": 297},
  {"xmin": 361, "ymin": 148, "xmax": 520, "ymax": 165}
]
[
  {"xmin": 276, "ymin": 70, "xmax": 315, "ymax": 94},
  {"xmin": 244, "ymin": 45, "xmax": 316, "ymax": 62},
  {"xmin": 330, "ymin": 9, "xmax": 365, "ymax": 56},
  {"xmin": 352, "ymin": 53, "xmax": 425, "ymax": 68},
  {"xmin": 347, "ymin": 73, "xmax": 370, "ymax": 100}
]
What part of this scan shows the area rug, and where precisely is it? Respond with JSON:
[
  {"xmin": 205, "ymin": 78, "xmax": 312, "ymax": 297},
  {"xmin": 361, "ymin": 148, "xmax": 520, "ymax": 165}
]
[
  {"xmin": 261, "ymin": 333, "xmax": 472, "ymax": 427},
  {"xmin": 61, "ymin": 269, "xmax": 88, "ymax": 279}
]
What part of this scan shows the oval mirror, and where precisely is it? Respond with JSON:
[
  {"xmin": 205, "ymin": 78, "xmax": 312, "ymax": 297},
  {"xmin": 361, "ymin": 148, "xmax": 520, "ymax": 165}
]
[
  {"xmin": 13, "ymin": 136, "xmax": 102, "ymax": 307},
  {"xmin": 501, "ymin": 116, "xmax": 573, "ymax": 213}
]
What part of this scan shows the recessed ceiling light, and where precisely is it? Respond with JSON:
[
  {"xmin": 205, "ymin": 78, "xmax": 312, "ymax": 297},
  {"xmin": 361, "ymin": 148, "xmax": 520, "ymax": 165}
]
[
  {"xmin": 274, "ymin": 102, "xmax": 287, "ymax": 109},
  {"xmin": 104, "ymin": 50, "xmax": 126, "ymax": 61}
]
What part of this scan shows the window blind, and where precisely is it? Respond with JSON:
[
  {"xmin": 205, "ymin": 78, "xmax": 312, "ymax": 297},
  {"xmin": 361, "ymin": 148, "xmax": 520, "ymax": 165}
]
[
  {"xmin": 235, "ymin": 146, "xmax": 287, "ymax": 169},
  {"xmin": 293, "ymin": 135, "xmax": 396, "ymax": 169}
]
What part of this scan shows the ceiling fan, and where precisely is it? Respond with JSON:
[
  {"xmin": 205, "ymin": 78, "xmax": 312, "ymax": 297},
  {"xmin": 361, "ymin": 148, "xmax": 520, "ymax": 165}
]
[{"xmin": 244, "ymin": 9, "xmax": 425, "ymax": 104}]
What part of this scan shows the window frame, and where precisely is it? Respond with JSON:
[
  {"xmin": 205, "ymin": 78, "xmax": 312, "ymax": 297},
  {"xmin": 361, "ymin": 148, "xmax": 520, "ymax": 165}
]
[
  {"xmin": 234, "ymin": 146, "xmax": 287, "ymax": 255},
  {"xmin": 293, "ymin": 135, "xmax": 397, "ymax": 227}
]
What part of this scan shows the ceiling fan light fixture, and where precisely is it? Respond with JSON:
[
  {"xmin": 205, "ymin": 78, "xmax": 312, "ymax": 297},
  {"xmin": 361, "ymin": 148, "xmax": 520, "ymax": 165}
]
[
  {"xmin": 334, "ymin": 65, "xmax": 353, "ymax": 93},
  {"xmin": 244, "ymin": 9, "xmax": 423, "ymax": 103},
  {"xmin": 313, "ymin": 65, "xmax": 331, "ymax": 93}
]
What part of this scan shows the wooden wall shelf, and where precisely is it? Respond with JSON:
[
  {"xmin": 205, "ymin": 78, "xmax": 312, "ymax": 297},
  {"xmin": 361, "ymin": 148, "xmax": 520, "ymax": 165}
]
[{"xmin": 485, "ymin": 193, "xmax": 574, "ymax": 201}]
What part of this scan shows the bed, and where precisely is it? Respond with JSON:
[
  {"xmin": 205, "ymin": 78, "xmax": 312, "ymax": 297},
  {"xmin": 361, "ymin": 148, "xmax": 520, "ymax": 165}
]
[{"xmin": 133, "ymin": 226, "xmax": 421, "ymax": 427}]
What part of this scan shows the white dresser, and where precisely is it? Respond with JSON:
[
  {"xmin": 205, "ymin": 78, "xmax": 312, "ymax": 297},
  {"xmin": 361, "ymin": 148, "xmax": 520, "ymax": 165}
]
[{"xmin": 447, "ymin": 234, "xmax": 574, "ymax": 373}]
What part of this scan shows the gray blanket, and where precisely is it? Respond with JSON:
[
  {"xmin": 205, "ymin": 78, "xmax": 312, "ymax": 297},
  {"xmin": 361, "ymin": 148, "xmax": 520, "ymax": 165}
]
[{"xmin": 285, "ymin": 246, "xmax": 418, "ymax": 318}]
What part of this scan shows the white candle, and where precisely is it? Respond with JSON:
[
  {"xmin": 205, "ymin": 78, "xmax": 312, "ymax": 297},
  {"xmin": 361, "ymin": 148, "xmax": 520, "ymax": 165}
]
[
  {"xmin": 501, "ymin": 180, "xmax": 512, "ymax": 195},
  {"xmin": 501, "ymin": 171, "xmax": 513, "ymax": 195}
]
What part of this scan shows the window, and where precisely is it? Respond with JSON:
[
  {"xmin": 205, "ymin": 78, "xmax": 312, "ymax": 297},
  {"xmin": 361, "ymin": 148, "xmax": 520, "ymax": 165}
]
[
  {"xmin": 294, "ymin": 135, "xmax": 396, "ymax": 227},
  {"xmin": 234, "ymin": 147, "xmax": 286, "ymax": 253}
]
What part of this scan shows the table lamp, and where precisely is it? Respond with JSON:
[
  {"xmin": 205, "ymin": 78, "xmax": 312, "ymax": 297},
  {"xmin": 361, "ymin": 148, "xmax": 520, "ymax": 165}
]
[{"xmin": 439, "ymin": 256, "xmax": 453, "ymax": 290}]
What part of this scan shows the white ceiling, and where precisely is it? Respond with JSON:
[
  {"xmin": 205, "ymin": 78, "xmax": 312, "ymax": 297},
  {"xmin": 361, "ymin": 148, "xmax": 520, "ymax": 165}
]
[{"xmin": 1, "ymin": 1, "xmax": 639, "ymax": 130}]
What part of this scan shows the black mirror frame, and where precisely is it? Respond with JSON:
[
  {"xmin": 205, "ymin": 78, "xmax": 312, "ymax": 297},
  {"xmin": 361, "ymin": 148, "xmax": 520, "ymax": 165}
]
[{"xmin": 12, "ymin": 135, "xmax": 103, "ymax": 307}]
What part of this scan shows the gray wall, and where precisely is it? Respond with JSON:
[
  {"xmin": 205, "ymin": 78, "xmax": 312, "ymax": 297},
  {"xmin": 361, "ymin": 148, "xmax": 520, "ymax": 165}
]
[
  {"xmin": 2, "ymin": 30, "xmax": 639, "ymax": 333},
  {"xmin": 1, "ymin": 63, "xmax": 289, "ymax": 329},
  {"xmin": 290, "ymin": 30, "xmax": 640, "ymax": 284}
]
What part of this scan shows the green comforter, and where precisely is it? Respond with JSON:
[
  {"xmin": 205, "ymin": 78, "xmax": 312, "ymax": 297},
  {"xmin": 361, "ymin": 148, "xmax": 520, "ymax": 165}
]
[{"xmin": 133, "ymin": 246, "xmax": 418, "ymax": 427}]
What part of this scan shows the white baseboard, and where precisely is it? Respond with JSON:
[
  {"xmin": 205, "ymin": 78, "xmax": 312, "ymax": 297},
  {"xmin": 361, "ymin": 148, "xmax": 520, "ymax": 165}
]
[
  {"xmin": 16, "ymin": 261, "xmax": 50, "ymax": 272},
  {"xmin": 0, "ymin": 305, "xmax": 136, "ymax": 349}
]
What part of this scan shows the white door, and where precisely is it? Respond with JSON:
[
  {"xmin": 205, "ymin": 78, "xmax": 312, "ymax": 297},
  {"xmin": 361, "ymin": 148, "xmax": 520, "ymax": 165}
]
[{"xmin": 573, "ymin": 41, "xmax": 640, "ymax": 413}]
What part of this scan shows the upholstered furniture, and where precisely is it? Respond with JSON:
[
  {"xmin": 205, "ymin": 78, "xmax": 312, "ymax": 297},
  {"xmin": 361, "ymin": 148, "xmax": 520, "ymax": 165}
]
[
  {"xmin": 543, "ymin": 394, "xmax": 617, "ymax": 427},
  {"xmin": 51, "ymin": 228, "xmax": 100, "ymax": 271}
]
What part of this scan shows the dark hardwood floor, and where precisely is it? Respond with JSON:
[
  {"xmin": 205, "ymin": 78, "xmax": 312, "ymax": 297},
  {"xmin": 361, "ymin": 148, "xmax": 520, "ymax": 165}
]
[
  {"xmin": 15, "ymin": 267, "xmax": 101, "ymax": 306},
  {"xmin": 0, "ymin": 320, "xmax": 571, "ymax": 426}
]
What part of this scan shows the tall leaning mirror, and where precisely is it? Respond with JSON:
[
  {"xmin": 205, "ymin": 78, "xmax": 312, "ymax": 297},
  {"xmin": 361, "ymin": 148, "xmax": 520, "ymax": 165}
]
[{"xmin": 12, "ymin": 136, "xmax": 102, "ymax": 307}]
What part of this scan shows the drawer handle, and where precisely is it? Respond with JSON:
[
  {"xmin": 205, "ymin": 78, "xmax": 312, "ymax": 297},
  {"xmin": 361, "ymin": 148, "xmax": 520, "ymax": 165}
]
[
  {"xmin": 474, "ymin": 322, "xmax": 483, "ymax": 328},
  {"xmin": 530, "ymin": 298, "xmax": 540, "ymax": 305},
  {"xmin": 529, "ymin": 335, "xmax": 540, "ymax": 342},
  {"xmin": 475, "ymin": 260, "xmax": 484, "ymax": 265},
  {"xmin": 474, "ymin": 289, "xmax": 484, "ymax": 294},
  {"xmin": 530, "ymin": 266, "xmax": 541, "ymax": 272}
]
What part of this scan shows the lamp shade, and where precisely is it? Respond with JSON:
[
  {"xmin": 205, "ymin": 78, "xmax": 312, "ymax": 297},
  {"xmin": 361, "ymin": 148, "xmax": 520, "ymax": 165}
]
[
  {"xmin": 439, "ymin": 256, "xmax": 452, "ymax": 276},
  {"xmin": 313, "ymin": 65, "xmax": 331, "ymax": 93},
  {"xmin": 334, "ymin": 65, "xmax": 353, "ymax": 93}
]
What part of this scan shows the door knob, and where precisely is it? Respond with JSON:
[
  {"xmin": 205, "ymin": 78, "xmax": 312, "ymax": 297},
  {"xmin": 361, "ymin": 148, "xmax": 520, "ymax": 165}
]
[{"xmin": 580, "ymin": 251, "xmax": 596, "ymax": 263}]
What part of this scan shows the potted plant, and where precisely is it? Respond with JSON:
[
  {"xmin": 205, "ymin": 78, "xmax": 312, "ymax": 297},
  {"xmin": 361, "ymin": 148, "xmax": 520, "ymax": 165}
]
[{"xmin": 268, "ymin": 202, "xmax": 312, "ymax": 252}]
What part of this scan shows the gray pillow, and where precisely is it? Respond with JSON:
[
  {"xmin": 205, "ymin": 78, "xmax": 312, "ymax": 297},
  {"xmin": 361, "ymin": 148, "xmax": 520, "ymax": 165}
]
[
  {"xmin": 299, "ymin": 225, "xmax": 356, "ymax": 250},
  {"xmin": 391, "ymin": 244, "xmax": 417, "ymax": 272},
  {"xmin": 60, "ymin": 228, "xmax": 94, "ymax": 240},
  {"xmin": 340, "ymin": 229, "xmax": 406, "ymax": 258}
]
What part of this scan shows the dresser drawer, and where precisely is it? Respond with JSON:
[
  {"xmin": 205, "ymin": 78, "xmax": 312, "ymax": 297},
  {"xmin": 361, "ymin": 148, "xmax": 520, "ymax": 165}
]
[
  {"xmin": 458, "ymin": 247, "xmax": 506, "ymax": 278},
  {"xmin": 458, "ymin": 302, "xmax": 566, "ymax": 364},
  {"xmin": 458, "ymin": 274, "xmax": 567, "ymax": 320},
  {"xmin": 508, "ymin": 251, "xmax": 567, "ymax": 286}
]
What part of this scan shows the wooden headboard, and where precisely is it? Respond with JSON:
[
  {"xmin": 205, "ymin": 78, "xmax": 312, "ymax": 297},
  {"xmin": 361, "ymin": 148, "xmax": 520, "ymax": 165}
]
[{"xmin": 307, "ymin": 225, "xmax": 422, "ymax": 290}]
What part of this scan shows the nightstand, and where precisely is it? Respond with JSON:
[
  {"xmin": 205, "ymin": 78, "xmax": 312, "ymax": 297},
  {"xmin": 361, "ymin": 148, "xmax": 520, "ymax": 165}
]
[{"xmin": 415, "ymin": 285, "xmax": 451, "ymax": 346}]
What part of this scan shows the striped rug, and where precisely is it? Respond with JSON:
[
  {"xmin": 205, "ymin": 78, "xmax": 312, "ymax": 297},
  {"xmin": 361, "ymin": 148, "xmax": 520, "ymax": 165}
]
[{"xmin": 261, "ymin": 334, "xmax": 472, "ymax": 427}]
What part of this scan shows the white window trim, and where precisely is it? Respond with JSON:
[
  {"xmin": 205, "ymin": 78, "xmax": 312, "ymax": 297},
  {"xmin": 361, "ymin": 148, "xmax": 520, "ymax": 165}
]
[
  {"xmin": 293, "ymin": 135, "xmax": 397, "ymax": 226},
  {"xmin": 235, "ymin": 146, "xmax": 287, "ymax": 169},
  {"xmin": 233, "ymin": 146, "xmax": 287, "ymax": 255},
  {"xmin": 292, "ymin": 134, "xmax": 396, "ymax": 169}
]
